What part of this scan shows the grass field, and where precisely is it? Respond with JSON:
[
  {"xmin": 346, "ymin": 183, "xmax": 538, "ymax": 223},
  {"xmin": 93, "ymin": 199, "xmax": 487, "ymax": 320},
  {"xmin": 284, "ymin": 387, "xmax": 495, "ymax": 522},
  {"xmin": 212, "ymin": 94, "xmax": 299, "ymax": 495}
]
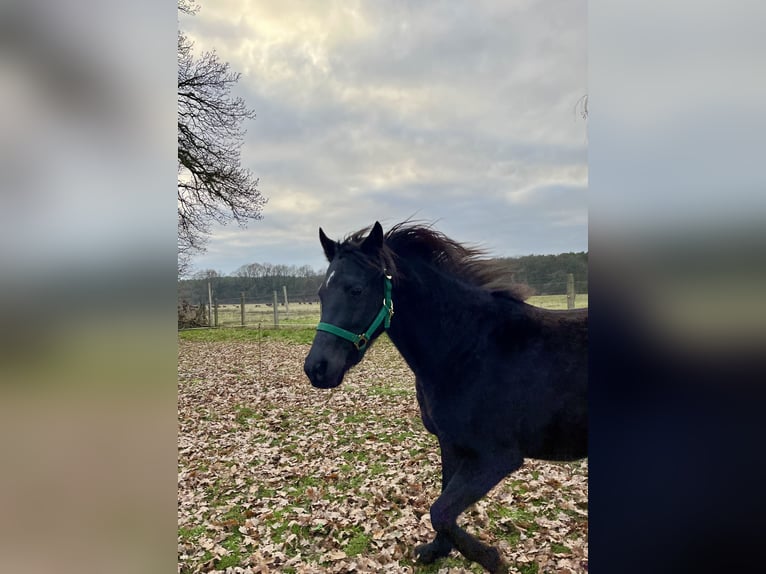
[{"xmin": 178, "ymin": 295, "xmax": 588, "ymax": 573}]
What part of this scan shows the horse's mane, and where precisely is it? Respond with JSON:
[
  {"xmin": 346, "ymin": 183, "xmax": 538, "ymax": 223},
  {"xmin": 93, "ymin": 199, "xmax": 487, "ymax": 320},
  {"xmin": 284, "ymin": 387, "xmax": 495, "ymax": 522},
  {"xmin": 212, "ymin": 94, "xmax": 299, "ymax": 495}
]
[{"xmin": 341, "ymin": 222, "xmax": 531, "ymax": 301}]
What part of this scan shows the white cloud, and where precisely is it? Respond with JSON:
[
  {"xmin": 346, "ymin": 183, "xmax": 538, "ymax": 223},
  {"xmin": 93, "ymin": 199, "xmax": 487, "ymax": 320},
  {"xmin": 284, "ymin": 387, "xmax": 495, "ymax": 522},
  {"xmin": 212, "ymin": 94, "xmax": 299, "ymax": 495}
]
[{"xmin": 182, "ymin": 0, "xmax": 588, "ymax": 272}]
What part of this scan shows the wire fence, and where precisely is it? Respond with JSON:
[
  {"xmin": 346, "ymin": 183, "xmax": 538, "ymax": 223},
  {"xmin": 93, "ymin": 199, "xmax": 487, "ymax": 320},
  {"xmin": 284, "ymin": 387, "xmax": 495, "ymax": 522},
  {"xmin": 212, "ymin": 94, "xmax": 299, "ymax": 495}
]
[{"xmin": 178, "ymin": 274, "xmax": 588, "ymax": 330}]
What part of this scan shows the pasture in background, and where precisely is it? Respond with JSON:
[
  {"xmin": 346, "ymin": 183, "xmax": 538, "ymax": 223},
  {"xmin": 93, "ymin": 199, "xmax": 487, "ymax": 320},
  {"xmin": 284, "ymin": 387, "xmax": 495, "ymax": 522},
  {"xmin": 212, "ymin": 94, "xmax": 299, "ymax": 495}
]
[
  {"xmin": 184, "ymin": 293, "xmax": 587, "ymax": 331},
  {"xmin": 178, "ymin": 252, "xmax": 587, "ymax": 330}
]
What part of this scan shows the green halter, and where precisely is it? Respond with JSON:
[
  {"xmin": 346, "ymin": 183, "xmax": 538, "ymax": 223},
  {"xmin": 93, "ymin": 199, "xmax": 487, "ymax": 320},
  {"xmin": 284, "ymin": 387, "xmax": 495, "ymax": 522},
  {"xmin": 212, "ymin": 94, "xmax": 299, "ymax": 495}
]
[{"xmin": 316, "ymin": 274, "xmax": 394, "ymax": 355}]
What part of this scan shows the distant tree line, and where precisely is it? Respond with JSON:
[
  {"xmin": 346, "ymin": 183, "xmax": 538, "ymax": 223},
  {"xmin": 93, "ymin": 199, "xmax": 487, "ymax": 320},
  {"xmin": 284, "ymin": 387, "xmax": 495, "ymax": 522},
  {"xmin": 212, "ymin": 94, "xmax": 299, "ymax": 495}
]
[
  {"xmin": 178, "ymin": 252, "xmax": 587, "ymax": 305},
  {"xmin": 178, "ymin": 264, "xmax": 326, "ymax": 304},
  {"xmin": 499, "ymin": 252, "xmax": 588, "ymax": 295}
]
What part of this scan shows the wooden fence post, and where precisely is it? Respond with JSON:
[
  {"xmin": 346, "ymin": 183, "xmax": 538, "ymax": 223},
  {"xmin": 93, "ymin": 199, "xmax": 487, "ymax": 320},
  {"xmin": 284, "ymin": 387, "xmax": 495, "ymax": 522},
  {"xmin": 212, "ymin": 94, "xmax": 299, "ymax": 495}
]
[
  {"xmin": 213, "ymin": 298, "xmax": 218, "ymax": 327},
  {"xmin": 566, "ymin": 273, "xmax": 576, "ymax": 309},
  {"xmin": 258, "ymin": 322, "xmax": 263, "ymax": 383},
  {"xmin": 283, "ymin": 285, "xmax": 289, "ymax": 317},
  {"xmin": 240, "ymin": 292, "xmax": 245, "ymax": 327},
  {"xmin": 196, "ymin": 301, "xmax": 207, "ymax": 326},
  {"xmin": 273, "ymin": 290, "xmax": 279, "ymax": 329},
  {"xmin": 207, "ymin": 280, "xmax": 213, "ymax": 327}
]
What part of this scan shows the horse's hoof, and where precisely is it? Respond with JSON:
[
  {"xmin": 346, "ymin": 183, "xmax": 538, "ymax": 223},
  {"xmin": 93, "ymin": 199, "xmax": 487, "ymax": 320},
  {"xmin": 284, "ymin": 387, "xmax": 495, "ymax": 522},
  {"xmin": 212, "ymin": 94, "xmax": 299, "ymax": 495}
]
[
  {"xmin": 483, "ymin": 547, "xmax": 508, "ymax": 574},
  {"xmin": 415, "ymin": 541, "xmax": 451, "ymax": 564}
]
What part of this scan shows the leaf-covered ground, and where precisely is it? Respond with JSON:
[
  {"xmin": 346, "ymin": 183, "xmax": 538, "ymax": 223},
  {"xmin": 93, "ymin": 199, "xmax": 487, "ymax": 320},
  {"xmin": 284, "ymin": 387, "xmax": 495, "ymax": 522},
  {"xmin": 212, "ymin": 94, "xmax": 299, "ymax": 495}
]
[{"xmin": 178, "ymin": 335, "xmax": 587, "ymax": 573}]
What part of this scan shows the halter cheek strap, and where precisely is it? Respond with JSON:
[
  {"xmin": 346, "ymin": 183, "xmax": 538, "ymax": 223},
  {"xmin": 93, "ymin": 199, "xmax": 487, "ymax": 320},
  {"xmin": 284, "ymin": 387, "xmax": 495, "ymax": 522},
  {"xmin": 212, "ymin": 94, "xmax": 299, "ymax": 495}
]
[{"xmin": 316, "ymin": 274, "xmax": 394, "ymax": 355}]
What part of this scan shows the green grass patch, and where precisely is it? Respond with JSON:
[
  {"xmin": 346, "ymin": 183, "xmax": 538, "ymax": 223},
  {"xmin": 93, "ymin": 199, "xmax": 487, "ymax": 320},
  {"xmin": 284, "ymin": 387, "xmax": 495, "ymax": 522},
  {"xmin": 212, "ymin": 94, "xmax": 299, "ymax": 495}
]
[
  {"xmin": 343, "ymin": 412, "xmax": 369, "ymax": 424},
  {"xmin": 517, "ymin": 561, "xmax": 539, "ymax": 574},
  {"xmin": 253, "ymin": 484, "xmax": 277, "ymax": 499},
  {"xmin": 263, "ymin": 510, "xmax": 316, "ymax": 558},
  {"xmin": 259, "ymin": 327, "xmax": 316, "ymax": 344},
  {"xmin": 368, "ymin": 462, "xmax": 387, "ymax": 475},
  {"xmin": 216, "ymin": 533, "xmax": 244, "ymax": 569},
  {"xmin": 178, "ymin": 525, "xmax": 206, "ymax": 540},
  {"xmin": 487, "ymin": 504, "xmax": 539, "ymax": 541},
  {"xmin": 234, "ymin": 405, "xmax": 260, "ymax": 425},
  {"xmin": 344, "ymin": 529, "xmax": 372, "ymax": 557},
  {"xmin": 334, "ymin": 465, "xmax": 365, "ymax": 492},
  {"xmin": 509, "ymin": 479, "xmax": 529, "ymax": 495},
  {"xmin": 294, "ymin": 475, "xmax": 322, "ymax": 489},
  {"xmin": 559, "ymin": 507, "xmax": 588, "ymax": 523},
  {"xmin": 342, "ymin": 450, "xmax": 369, "ymax": 463},
  {"xmin": 380, "ymin": 429, "xmax": 417, "ymax": 445},
  {"xmin": 179, "ymin": 326, "xmax": 316, "ymax": 344},
  {"xmin": 221, "ymin": 507, "xmax": 246, "ymax": 525},
  {"xmin": 526, "ymin": 294, "xmax": 588, "ymax": 310},
  {"xmin": 551, "ymin": 542, "xmax": 572, "ymax": 554},
  {"xmin": 368, "ymin": 385, "xmax": 412, "ymax": 398}
]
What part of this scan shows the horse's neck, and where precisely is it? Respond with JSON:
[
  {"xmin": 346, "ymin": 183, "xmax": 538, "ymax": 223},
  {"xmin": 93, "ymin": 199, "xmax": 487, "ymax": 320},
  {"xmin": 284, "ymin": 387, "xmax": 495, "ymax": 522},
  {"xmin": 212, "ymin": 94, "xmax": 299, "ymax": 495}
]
[{"xmin": 387, "ymin": 261, "xmax": 472, "ymax": 373}]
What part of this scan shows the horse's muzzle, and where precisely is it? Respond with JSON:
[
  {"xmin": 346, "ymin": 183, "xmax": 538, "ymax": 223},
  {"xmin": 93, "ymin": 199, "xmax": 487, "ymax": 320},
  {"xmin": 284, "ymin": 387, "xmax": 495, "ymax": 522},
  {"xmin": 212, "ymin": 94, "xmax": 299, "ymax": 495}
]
[{"xmin": 304, "ymin": 355, "xmax": 343, "ymax": 389}]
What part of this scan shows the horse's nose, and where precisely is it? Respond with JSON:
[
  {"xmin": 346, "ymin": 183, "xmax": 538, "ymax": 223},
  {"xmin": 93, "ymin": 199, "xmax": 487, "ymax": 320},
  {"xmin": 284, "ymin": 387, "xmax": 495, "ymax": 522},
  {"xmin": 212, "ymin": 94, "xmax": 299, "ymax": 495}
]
[{"xmin": 304, "ymin": 356, "xmax": 327, "ymax": 386}]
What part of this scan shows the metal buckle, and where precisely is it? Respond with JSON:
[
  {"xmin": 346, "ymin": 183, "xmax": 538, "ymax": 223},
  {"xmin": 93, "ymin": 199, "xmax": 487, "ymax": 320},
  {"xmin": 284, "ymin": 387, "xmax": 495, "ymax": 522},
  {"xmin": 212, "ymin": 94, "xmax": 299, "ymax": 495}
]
[{"xmin": 354, "ymin": 335, "xmax": 368, "ymax": 350}]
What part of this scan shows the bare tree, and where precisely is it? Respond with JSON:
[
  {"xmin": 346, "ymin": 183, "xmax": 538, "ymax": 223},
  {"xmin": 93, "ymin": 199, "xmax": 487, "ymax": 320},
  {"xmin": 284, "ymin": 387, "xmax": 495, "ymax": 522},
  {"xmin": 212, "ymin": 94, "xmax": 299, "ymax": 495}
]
[
  {"xmin": 234, "ymin": 262, "xmax": 265, "ymax": 278},
  {"xmin": 178, "ymin": 1, "xmax": 266, "ymax": 276},
  {"xmin": 191, "ymin": 269, "xmax": 222, "ymax": 280},
  {"xmin": 297, "ymin": 265, "xmax": 317, "ymax": 278}
]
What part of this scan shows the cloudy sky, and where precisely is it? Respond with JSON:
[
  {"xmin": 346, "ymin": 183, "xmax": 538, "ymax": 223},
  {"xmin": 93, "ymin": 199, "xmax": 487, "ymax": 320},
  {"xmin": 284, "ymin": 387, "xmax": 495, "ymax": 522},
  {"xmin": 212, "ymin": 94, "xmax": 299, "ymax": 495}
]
[{"xmin": 182, "ymin": 0, "xmax": 587, "ymax": 274}]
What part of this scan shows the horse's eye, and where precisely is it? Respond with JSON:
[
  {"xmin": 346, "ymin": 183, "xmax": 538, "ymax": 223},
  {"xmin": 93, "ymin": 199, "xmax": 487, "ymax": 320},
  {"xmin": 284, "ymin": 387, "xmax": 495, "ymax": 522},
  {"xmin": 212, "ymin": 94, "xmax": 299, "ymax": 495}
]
[{"xmin": 349, "ymin": 286, "xmax": 363, "ymax": 297}]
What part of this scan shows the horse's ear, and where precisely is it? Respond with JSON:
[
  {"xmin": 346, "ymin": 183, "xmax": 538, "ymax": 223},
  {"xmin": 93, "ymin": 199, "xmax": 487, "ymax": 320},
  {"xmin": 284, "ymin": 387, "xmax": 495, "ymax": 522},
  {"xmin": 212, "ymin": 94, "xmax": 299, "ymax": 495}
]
[
  {"xmin": 319, "ymin": 227, "xmax": 337, "ymax": 262},
  {"xmin": 361, "ymin": 221, "xmax": 384, "ymax": 255}
]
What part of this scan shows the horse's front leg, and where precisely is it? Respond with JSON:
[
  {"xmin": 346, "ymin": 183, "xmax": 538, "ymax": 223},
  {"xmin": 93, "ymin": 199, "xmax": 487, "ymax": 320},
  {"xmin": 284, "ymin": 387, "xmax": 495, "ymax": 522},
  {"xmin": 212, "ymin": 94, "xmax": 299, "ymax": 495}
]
[
  {"xmin": 427, "ymin": 448, "xmax": 521, "ymax": 574},
  {"xmin": 415, "ymin": 439, "xmax": 457, "ymax": 563}
]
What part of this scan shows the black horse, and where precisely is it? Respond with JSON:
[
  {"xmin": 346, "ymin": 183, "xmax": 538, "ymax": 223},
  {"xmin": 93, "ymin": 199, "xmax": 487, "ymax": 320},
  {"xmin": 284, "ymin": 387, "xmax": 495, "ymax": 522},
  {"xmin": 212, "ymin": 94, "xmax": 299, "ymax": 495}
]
[{"xmin": 304, "ymin": 222, "xmax": 587, "ymax": 573}]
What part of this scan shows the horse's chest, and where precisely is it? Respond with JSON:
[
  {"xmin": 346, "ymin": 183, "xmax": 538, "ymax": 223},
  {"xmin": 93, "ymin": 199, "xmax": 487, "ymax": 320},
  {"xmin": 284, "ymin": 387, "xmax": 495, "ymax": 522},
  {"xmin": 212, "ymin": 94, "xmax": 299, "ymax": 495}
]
[{"xmin": 415, "ymin": 376, "xmax": 489, "ymax": 438}]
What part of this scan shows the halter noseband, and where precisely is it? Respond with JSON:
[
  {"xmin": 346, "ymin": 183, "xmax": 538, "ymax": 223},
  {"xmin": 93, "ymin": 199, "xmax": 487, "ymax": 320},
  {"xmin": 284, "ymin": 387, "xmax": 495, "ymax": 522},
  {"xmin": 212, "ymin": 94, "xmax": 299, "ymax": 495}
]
[{"xmin": 316, "ymin": 274, "xmax": 394, "ymax": 355}]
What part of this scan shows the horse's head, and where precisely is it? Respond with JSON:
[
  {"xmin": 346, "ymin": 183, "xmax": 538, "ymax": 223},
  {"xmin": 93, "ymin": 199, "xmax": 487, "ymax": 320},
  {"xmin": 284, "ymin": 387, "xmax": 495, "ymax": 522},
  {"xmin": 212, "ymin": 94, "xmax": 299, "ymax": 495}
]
[{"xmin": 304, "ymin": 222, "xmax": 393, "ymax": 389}]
